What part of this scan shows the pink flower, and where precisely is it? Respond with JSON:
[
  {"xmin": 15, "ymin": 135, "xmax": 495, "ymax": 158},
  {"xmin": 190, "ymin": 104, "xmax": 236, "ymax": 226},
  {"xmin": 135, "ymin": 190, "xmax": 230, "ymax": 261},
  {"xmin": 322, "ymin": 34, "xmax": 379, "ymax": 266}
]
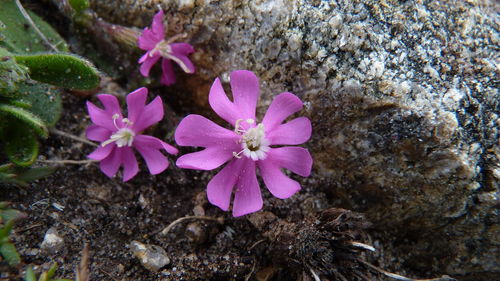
[
  {"xmin": 175, "ymin": 70, "xmax": 313, "ymax": 217},
  {"xmin": 86, "ymin": 87, "xmax": 178, "ymax": 182},
  {"xmin": 138, "ymin": 10, "xmax": 195, "ymax": 86}
]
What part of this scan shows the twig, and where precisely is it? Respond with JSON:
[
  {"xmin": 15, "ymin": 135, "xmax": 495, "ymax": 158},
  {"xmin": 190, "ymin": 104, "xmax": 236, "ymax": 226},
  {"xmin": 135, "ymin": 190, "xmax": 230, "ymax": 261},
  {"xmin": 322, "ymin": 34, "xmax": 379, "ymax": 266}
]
[
  {"xmin": 50, "ymin": 128, "xmax": 98, "ymax": 147},
  {"xmin": 15, "ymin": 0, "xmax": 59, "ymax": 52},
  {"xmin": 244, "ymin": 258, "xmax": 256, "ymax": 281},
  {"xmin": 347, "ymin": 241, "xmax": 376, "ymax": 252},
  {"xmin": 359, "ymin": 260, "xmax": 456, "ymax": 281},
  {"xmin": 98, "ymin": 268, "xmax": 120, "ymax": 281},
  {"xmin": 248, "ymin": 239, "xmax": 265, "ymax": 251},
  {"xmin": 160, "ymin": 216, "xmax": 224, "ymax": 236},
  {"xmin": 76, "ymin": 244, "xmax": 90, "ymax": 281},
  {"xmin": 38, "ymin": 159, "xmax": 97, "ymax": 165},
  {"xmin": 17, "ymin": 223, "xmax": 43, "ymax": 233},
  {"xmin": 309, "ymin": 267, "xmax": 321, "ymax": 281}
]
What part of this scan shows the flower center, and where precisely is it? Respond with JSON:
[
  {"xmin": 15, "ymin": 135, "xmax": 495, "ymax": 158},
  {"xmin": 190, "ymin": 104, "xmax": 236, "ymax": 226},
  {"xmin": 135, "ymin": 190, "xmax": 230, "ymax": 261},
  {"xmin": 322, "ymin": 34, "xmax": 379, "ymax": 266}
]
[
  {"xmin": 233, "ymin": 119, "xmax": 270, "ymax": 161},
  {"xmin": 149, "ymin": 34, "xmax": 192, "ymax": 73},
  {"xmin": 150, "ymin": 40, "xmax": 172, "ymax": 58},
  {"xmin": 101, "ymin": 114, "xmax": 135, "ymax": 147}
]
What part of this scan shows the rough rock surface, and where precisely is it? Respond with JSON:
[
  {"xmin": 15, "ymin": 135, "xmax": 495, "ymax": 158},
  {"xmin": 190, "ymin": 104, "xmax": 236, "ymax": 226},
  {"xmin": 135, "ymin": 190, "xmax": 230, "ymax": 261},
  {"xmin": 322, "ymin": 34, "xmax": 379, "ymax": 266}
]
[{"xmin": 88, "ymin": 0, "xmax": 499, "ymax": 277}]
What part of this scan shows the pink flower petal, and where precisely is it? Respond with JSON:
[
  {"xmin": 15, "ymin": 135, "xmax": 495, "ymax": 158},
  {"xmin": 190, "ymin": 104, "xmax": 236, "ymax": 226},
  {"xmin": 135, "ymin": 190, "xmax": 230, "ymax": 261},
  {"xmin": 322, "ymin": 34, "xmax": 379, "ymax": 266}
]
[
  {"xmin": 266, "ymin": 147, "xmax": 312, "ymax": 177},
  {"xmin": 100, "ymin": 147, "xmax": 121, "ymax": 178},
  {"xmin": 138, "ymin": 28, "xmax": 159, "ymax": 50},
  {"xmin": 87, "ymin": 101, "xmax": 117, "ymax": 131},
  {"xmin": 140, "ymin": 54, "xmax": 161, "ymax": 77},
  {"xmin": 134, "ymin": 135, "xmax": 177, "ymax": 175},
  {"xmin": 97, "ymin": 94, "xmax": 122, "ymax": 116},
  {"xmin": 258, "ymin": 160, "xmax": 301, "ymax": 199},
  {"xmin": 88, "ymin": 143, "xmax": 114, "ymax": 161},
  {"xmin": 137, "ymin": 10, "xmax": 164, "ymax": 50},
  {"xmin": 232, "ymin": 159, "xmax": 263, "ymax": 217},
  {"xmin": 169, "ymin": 43, "xmax": 195, "ymax": 73},
  {"xmin": 207, "ymin": 158, "xmax": 245, "ymax": 211},
  {"xmin": 262, "ymin": 92, "xmax": 303, "ymax": 131},
  {"xmin": 135, "ymin": 135, "xmax": 178, "ymax": 155},
  {"xmin": 151, "ymin": 10, "xmax": 165, "ymax": 40},
  {"xmin": 208, "ymin": 78, "xmax": 240, "ymax": 126},
  {"xmin": 175, "ymin": 114, "xmax": 240, "ymax": 148},
  {"xmin": 132, "ymin": 96, "xmax": 164, "ymax": 133},
  {"xmin": 160, "ymin": 59, "xmax": 176, "ymax": 85},
  {"xmin": 86, "ymin": 125, "xmax": 112, "ymax": 142},
  {"xmin": 230, "ymin": 70, "xmax": 259, "ymax": 121},
  {"xmin": 266, "ymin": 117, "xmax": 311, "ymax": 145},
  {"xmin": 125, "ymin": 88, "xmax": 164, "ymax": 133},
  {"xmin": 126, "ymin": 87, "xmax": 147, "ymax": 123},
  {"xmin": 138, "ymin": 52, "xmax": 149, "ymax": 63},
  {"xmin": 121, "ymin": 146, "xmax": 139, "ymax": 182},
  {"xmin": 176, "ymin": 146, "xmax": 234, "ymax": 171}
]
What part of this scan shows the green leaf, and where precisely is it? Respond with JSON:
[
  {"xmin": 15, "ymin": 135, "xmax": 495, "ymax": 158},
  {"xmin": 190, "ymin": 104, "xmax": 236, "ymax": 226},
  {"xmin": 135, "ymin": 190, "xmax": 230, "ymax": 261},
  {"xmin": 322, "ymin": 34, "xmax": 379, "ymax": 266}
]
[
  {"xmin": 46, "ymin": 263, "xmax": 58, "ymax": 279},
  {"xmin": 3, "ymin": 121, "xmax": 39, "ymax": 166},
  {"xmin": 0, "ymin": 0, "xmax": 69, "ymax": 53},
  {"xmin": 0, "ymin": 104, "xmax": 48, "ymax": 137},
  {"xmin": 51, "ymin": 279, "xmax": 73, "ymax": 281},
  {"xmin": 0, "ymin": 208, "xmax": 26, "ymax": 222},
  {"xmin": 68, "ymin": 0, "xmax": 90, "ymax": 13},
  {"xmin": 15, "ymin": 53, "xmax": 100, "ymax": 90},
  {"xmin": 38, "ymin": 271, "xmax": 48, "ymax": 281},
  {"xmin": 25, "ymin": 267, "xmax": 37, "ymax": 281},
  {"xmin": 0, "ymin": 218, "xmax": 14, "ymax": 237},
  {"xmin": 0, "ymin": 241, "xmax": 21, "ymax": 266},
  {"xmin": 15, "ymin": 166, "xmax": 55, "ymax": 183},
  {"xmin": 0, "ymin": 47, "xmax": 29, "ymax": 98},
  {"xmin": 16, "ymin": 82, "xmax": 62, "ymax": 127}
]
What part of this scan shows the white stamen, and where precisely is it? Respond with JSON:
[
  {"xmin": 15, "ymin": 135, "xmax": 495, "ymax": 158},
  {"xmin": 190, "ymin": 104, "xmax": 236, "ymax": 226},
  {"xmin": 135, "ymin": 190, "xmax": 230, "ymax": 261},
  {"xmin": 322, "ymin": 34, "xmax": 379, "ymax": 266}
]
[
  {"xmin": 151, "ymin": 37, "xmax": 193, "ymax": 73},
  {"xmin": 102, "ymin": 116, "xmax": 135, "ymax": 147},
  {"xmin": 233, "ymin": 121, "xmax": 270, "ymax": 161}
]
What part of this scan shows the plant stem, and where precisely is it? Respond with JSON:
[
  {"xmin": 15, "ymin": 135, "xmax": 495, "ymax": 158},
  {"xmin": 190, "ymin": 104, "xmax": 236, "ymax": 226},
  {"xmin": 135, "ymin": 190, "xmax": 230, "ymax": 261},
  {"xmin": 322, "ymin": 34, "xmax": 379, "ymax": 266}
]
[
  {"xmin": 160, "ymin": 216, "xmax": 224, "ymax": 236},
  {"xmin": 38, "ymin": 159, "xmax": 97, "ymax": 165},
  {"xmin": 50, "ymin": 128, "xmax": 97, "ymax": 147}
]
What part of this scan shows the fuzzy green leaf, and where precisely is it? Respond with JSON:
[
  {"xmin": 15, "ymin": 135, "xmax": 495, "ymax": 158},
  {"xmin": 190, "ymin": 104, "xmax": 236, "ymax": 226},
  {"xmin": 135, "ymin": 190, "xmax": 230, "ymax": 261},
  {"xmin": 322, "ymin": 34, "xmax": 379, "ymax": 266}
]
[
  {"xmin": 15, "ymin": 53, "xmax": 100, "ymax": 90},
  {"xmin": 16, "ymin": 82, "xmax": 62, "ymax": 127},
  {"xmin": 0, "ymin": 208, "xmax": 26, "ymax": 222},
  {"xmin": 69, "ymin": 0, "xmax": 90, "ymax": 13},
  {"xmin": 0, "ymin": 241, "xmax": 20, "ymax": 265},
  {"xmin": 15, "ymin": 166, "xmax": 56, "ymax": 183},
  {"xmin": 3, "ymin": 121, "xmax": 39, "ymax": 166},
  {"xmin": 25, "ymin": 267, "xmax": 37, "ymax": 281},
  {"xmin": 0, "ymin": 104, "xmax": 48, "ymax": 137},
  {"xmin": 0, "ymin": 164, "xmax": 55, "ymax": 186},
  {"xmin": 0, "ymin": 47, "xmax": 29, "ymax": 98},
  {"xmin": 0, "ymin": 0, "xmax": 69, "ymax": 53}
]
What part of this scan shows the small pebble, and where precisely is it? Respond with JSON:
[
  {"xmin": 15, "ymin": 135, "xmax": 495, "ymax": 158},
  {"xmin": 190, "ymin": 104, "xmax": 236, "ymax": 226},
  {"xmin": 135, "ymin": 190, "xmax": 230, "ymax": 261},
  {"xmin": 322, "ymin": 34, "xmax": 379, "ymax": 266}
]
[
  {"xmin": 40, "ymin": 227, "xmax": 64, "ymax": 252},
  {"xmin": 130, "ymin": 241, "xmax": 170, "ymax": 272}
]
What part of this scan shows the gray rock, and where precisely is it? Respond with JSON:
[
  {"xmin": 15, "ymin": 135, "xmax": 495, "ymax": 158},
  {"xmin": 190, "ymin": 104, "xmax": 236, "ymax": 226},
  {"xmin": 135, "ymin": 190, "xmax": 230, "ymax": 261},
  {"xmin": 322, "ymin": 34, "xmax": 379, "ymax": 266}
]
[
  {"xmin": 130, "ymin": 240, "xmax": 170, "ymax": 272},
  {"xmin": 90, "ymin": 0, "xmax": 499, "ymax": 276},
  {"xmin": 40, "ymin": 227, "xmax": 64, "ymax": 252}
]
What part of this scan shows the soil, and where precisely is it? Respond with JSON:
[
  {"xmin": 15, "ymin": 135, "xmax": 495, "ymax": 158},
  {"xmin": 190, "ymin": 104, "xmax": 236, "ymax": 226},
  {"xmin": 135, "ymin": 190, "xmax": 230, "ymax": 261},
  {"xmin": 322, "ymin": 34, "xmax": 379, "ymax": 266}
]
[{"xmin": 0, "ymin": 91, "xmax": 371, "ymax": 280}]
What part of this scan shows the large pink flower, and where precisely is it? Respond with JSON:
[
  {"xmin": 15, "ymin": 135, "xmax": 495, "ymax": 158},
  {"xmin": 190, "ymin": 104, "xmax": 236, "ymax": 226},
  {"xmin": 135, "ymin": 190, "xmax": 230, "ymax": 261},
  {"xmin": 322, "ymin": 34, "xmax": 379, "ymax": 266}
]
[
  {"xmin": 86, "ymin": 87, "xmax": 178, "ymax": 182},
  {"xmin": 138, "ymin": 10, "xmax": 195, "ymax": 86},
  {"xmin": 175, "ymin": 70, "xmax": 312, "ymax": 217}
]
